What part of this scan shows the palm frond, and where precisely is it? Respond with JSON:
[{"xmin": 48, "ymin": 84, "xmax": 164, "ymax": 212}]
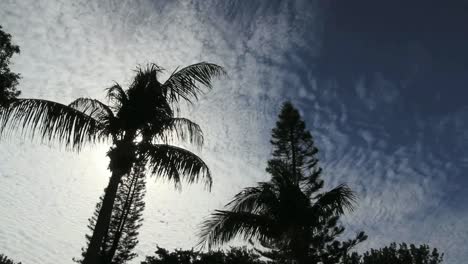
[
  {"xmin": 156, "ymin": 117, "xmax": 204, "ymax": 147},
  {"xmin": 0, "ymin": 98, "xmax": 107, "ymax": 150},
  {"xmin": 163, "ymin": 62, "xmax": 226, "ymax": 103},
  {"xmin": 69, "ymin": 97, "xmax": 114, "ymax": 123},
  {"xmin": 227, "ymin": 182, "xmax": 278, "ymax": 214},
  {"xmin": 197, "ymin": 210, "xmax": 272, "ymax": 250},
  {"xmin": 227, "ymin": 186, "xmax": 264, "ymax": 213},
  {"xmin": 312, "ymin": 184, "xmax": 356, "ymax": 215},
  {"xmin": 143, "ymin": 144, "xmax": 211, "ymax": 189},
  {"xmin": 106, "ymin": 83, "xmax": 128, "ymax": 111}
]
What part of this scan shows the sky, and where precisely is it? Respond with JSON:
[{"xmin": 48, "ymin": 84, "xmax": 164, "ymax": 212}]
[{"xmin": 0, "ymin": 0, "xmax": 467, "ymax": 263}]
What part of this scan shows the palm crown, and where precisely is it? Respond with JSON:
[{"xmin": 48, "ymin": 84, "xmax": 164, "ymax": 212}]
[{"xmin": 0, "ymin": 62, "xmax": 225, "ymax": 264}]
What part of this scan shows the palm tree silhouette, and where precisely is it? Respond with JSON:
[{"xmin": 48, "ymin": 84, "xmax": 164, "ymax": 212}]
[
  {"xmin": 198, "ymin": 102, "xmax": 365, "ymax": 264},
  {"xmin": 0, "ymin": 62, "xmax": 225, "ymax": 264}
]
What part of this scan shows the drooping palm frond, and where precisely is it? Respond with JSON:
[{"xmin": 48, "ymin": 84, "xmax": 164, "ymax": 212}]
[
  {"xmin": 163, "ymin": 62, "xmax": 226, "ymax": 103},
  {"xmin": 69, "ymin": 97, "xmax": 116, "ymax": 141},
  {"xmin": 155, "ymin": 117, "xmax": 204, "ymax": 147},
  {"xmin": 312, "ymin": 184, "xmax": 356, "ymax": 215},
  {"xmin": 198, "ymin": 210, "xmax": 273, "ymax": 250},
  {"xmin": 106, "ymin": 83, "xmax": 128, "ymax": 112},
  {"xmin": 69, "ymin": 98, "xmax": 114, "ymax": 123},
  {"xmin": 227, "ymin": 182, "xmax": 279, "ymax": 214},
  {"xmin": 143, "ymin": 143, "xmax": 212, "ymax": 189},
  {"xmin": 227, "ymin": 186, "xmax": 264, "ymax": 213},
  {"xmin": 0, "ymin": 98, "xmax": 107, "ymax": 150}
]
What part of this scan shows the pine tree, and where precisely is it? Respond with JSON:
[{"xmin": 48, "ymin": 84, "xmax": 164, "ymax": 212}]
[
  {"xmin": 199, "ymin": 102, "xmax": 366, "ymax": 264},
  {"xmin": 75, "ymin": 162, "xmax": 146, "ymax": 264}
]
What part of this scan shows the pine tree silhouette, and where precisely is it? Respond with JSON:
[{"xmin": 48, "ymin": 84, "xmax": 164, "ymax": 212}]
[
  {"xmin": 75, "ymin": 162, "xmax": 146, "ymax": 264},
  {"xmin": 199, "ymin": 102, "xmax": 366, "ymax": 264}
]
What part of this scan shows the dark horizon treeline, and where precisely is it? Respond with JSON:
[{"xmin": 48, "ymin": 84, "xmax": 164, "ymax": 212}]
[
  {"xmin": 0, "ymin": 243, "xmax": 444, "ymax": 264},
  {"xmin": 0, "ymin": 25, "xmax": 445, "ymax": 264},
  {"xmin": 139, "ymin": 244, "xmax": 443, "ymax": 264}
]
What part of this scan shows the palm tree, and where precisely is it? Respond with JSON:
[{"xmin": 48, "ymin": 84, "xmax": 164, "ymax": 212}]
[
  {"xmin": 0, "ymin": 62, "xmax": 225, "ymax": 264},
  {"xmin": 198, "ymin": 102, "xmax": 366, "ymax": 264}
]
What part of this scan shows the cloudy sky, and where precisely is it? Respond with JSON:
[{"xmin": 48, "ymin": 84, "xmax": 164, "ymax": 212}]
[{"xmin": 1, "ymin": 0, "xmax": 467, "ymax": 263}]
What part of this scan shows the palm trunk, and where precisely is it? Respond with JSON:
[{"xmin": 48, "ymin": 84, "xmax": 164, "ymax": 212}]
[
  {"xmin": 84, "ymin": 131, "xmax": 137, "ymax": 264},
  {"xmin": 105, "ymin": 193, "xmax": 132, "ymax": 263},
  {"xmin": 293, "ymin": 251, "xmax": 308, "ymax": 264},
  {"xmin": 83, "ymin": 170, "xmax": 123, "ymax": 264},
  {"xmin": 105, "ymin": 170, "xmax": 139, "ymax": 264}
]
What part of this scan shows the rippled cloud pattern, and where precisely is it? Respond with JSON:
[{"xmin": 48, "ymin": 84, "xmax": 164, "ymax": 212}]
[{"xmin": 1, "ymin": 1, "xmax": 467, "ymax": 263}]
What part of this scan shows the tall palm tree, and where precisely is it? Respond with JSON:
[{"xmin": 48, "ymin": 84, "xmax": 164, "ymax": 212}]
[
  {"xmin": 198, "ymin": 102, "xmax": 366, "ymax": 264},
  {"xmin": 0, "ymin": 62, "xmax": 225, "ymax": 264}
]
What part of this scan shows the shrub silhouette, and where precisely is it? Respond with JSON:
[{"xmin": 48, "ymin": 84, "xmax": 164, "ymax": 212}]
[
  {"xmin": 0, "ymin": 254, "xmax": 21, "ymax": 264},
  {"xmin": 0, "ymin": 25, "xmax": 21, "ymax": 106}
]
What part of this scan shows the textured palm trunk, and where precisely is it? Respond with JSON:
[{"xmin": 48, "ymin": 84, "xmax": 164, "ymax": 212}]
[
  {"xmin": 84, "ymin": 131, "xmax": 137, "ymax": 264},
  {"xmin": 291, "ymin": 229, "xmax": 310, "ymax": 264},
  {"xmin": 293, "ymin": 250, "xmax": 309, "ymax": 264},
  {"xmin": 105, "ymin": 170, "xmax": 139, "ymax": 264},
  {"xmin": 296, "ymin": 259, "xmax": 307, "ymax": 264},
  {"xmin": 83, "ymin": 170, "xmax": 123, "ymax": 264}
]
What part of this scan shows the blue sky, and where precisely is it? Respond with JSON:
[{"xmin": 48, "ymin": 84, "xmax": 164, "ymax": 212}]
[{"xmin": 0, "ymin": 0, "xmax": 467, "ymax": 263}]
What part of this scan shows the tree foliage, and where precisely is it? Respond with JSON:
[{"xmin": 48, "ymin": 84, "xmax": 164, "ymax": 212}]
[
  {"xmin": 0, "ymin": 25, "xmax": 21, "ymax": 106},
  {"xmin": 0, "ymin": 254, "xmax": 21, "ymax": 264},
  {"xmin": 344, "ymin": 243, "xmax": 444, "ymax": 264},
  {"xmin": 141, "ymin": 246, "xmax": 265, "ymax": 264},
  {"xmin": 141, "ymin": 243, "xmax": 444, "ymax": 264},
  {"xmin": 199, "ymin": 102, "xmax": 366, "ymax": 264}
]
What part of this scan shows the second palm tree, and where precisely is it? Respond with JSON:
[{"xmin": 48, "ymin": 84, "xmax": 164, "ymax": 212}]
[{"xmin": 198, "ymin": 102, "xmax": 366, "ymax": 264}]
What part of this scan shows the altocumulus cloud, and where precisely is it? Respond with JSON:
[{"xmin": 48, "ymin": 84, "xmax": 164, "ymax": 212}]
[{"xmin": 1, "ymin": 0, "xmax": 468, "ymax": 264}]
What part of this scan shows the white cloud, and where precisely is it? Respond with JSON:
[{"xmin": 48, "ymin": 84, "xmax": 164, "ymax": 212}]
[{"xmin": 1, "ymin": 1, "xmax": 466, "ymax": 264}]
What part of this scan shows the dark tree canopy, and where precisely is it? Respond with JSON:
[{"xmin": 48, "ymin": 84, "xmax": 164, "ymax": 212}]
[
  {"xmin": 344, "ymin": 243, "xmax": 444, "ymax": 264},
  {"xmin": 140, "ymin": 242, "xmax": 444, "ymax": 264},
  {"xmin": 141, "ymin": 247, "xmax": 264, "ymax": 264},
  {"xmin": 0, "ymin": 254, "xmax": 21, "ymax": 264},
  {"xmin": 0, "ymin": 25, "xmax": 20, "ymax": 106}
]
